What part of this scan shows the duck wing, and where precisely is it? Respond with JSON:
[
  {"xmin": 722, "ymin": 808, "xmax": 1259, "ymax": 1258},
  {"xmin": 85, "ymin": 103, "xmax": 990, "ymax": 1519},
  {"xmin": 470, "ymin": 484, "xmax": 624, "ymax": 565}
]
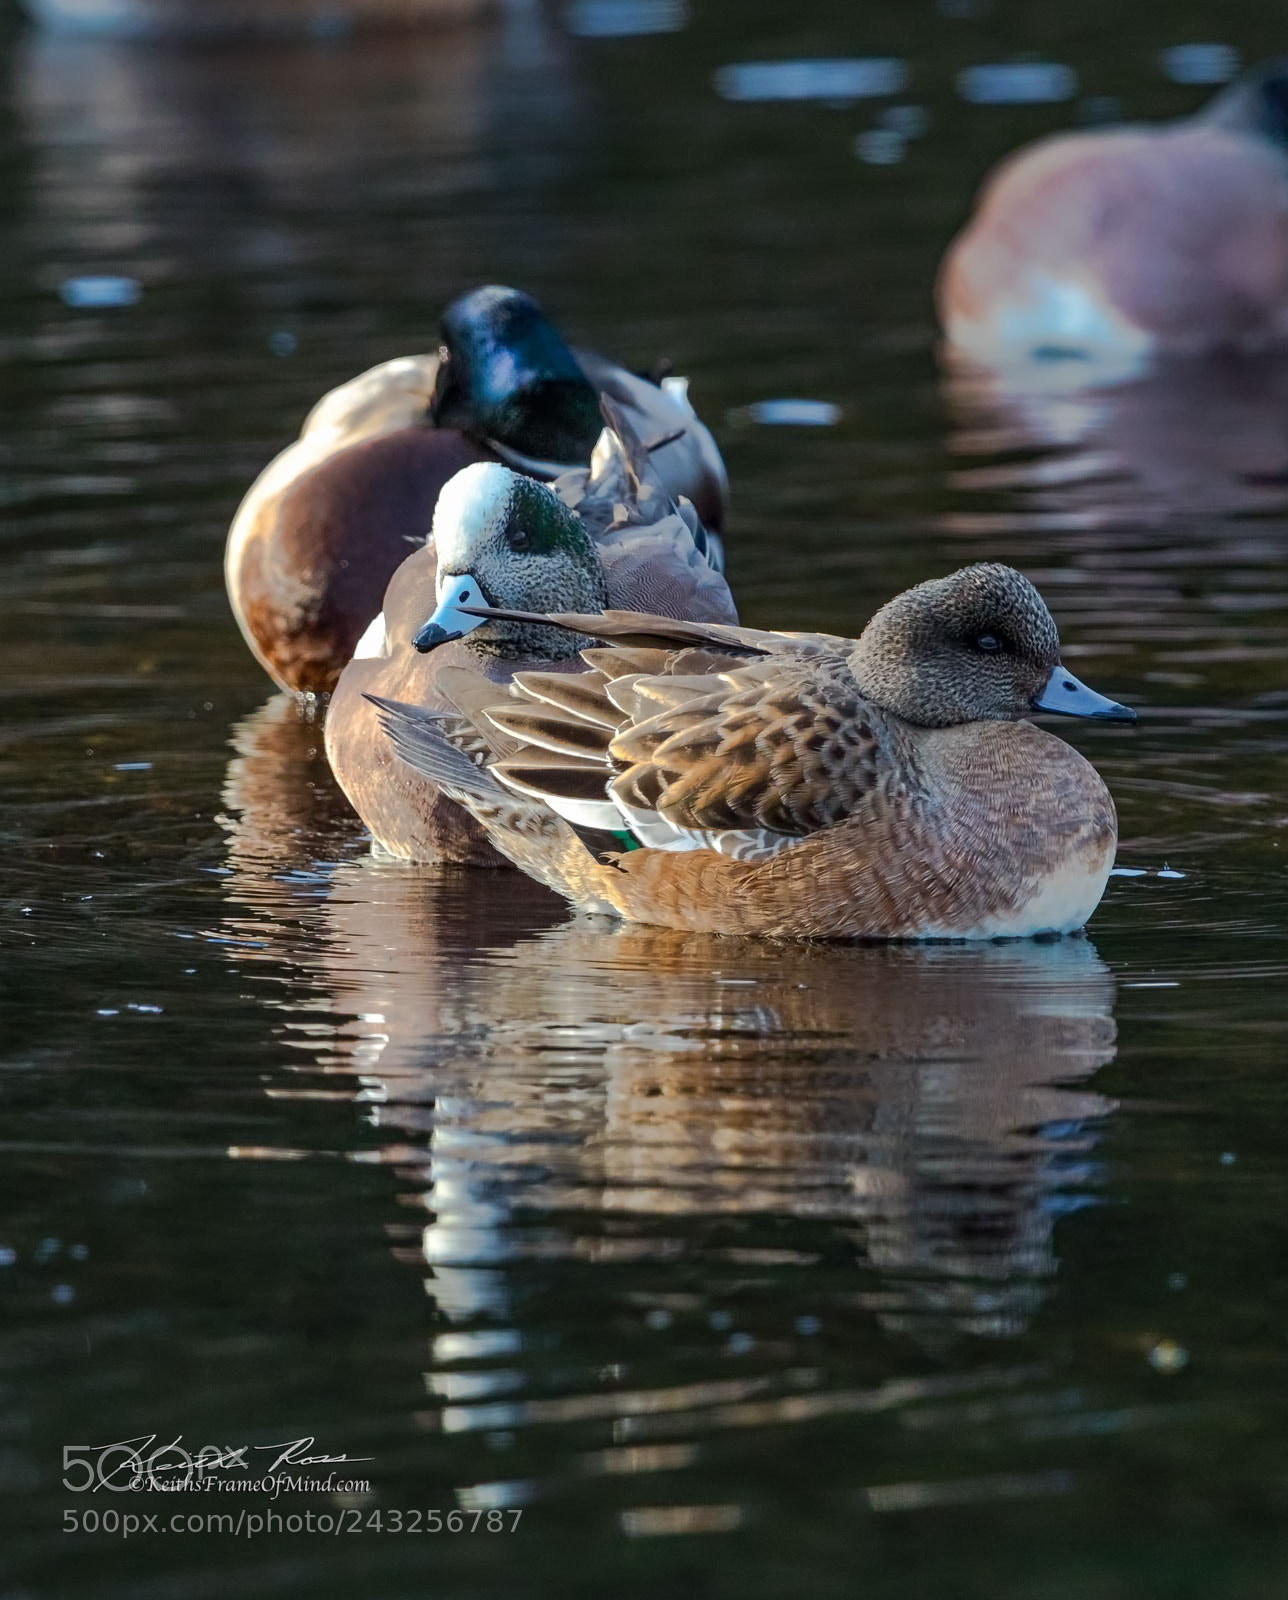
[
  {"xmin": 482, "ymin": 630, "xmax": 886, "ymax": 858},
  {"xmin": 572, "ymin": 350, "xmax": 728, "ymax": 533},
  {"xmin": 453, "ymin": 602, "xmax": 783, "ymax": 655},
  {"xmin": 606, "ymin": 652, "xmax": 884, "ymax": 838},
  {"xmin": 596, "ymin": 505, "xmax": 736, "ymax": 625}
]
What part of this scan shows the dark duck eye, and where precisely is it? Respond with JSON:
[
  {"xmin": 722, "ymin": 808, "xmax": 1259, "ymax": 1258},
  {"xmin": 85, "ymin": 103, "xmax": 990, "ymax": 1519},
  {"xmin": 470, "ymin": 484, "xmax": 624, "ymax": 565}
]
[
  {"xmin": 508, "ymin": 526, "xmax": 532, "ymax": 552},
  {"xmin": 975, "ymin": 633, "xmax": 1003, "ymax": 653}
]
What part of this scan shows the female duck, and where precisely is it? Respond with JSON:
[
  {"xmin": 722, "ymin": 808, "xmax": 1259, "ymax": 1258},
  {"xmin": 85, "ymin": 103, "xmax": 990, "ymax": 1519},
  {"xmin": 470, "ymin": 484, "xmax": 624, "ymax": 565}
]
[
  {"xmin": 226, "ymin": 285, "xmax": 726, "ymax": 695},
  {"xmin": 327, "ymin": 419, "xmax": 736, "ymax": 864},
  {"xmin": 370, "ymin": 565, "xmax": 1136, "ymax": 938},
  {"xmin": 939, "ymin": 58, "xmax": 1288, "ymax": 370}
]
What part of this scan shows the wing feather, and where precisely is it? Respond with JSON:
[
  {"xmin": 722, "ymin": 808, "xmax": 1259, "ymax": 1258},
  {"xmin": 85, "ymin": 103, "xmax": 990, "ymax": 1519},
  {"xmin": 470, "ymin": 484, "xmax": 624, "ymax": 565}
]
[
  {"xmin": 365, "ymin": 695, "xmax": 512, "ymax": 805},
  {"xmin": 380, "ymin": 612, "xmax": 890, "ymax": 863},
  {"xmin": 456, "ymin": 603, "xmax": 777, "ymax": 656},
  {"xmin": 491, "ymin": 758, "xmax": 620, "ymax": 831},
  {"xmin": 509, "ymin": 669, "xmax": 618, "ymax": 728},
  {"xmin": 604, "ymin": 656, "xmax": 885, "ymax": 838},
  {"xmin": 485, "ymin": 705, "xmax": 614, "ymax": 761}
]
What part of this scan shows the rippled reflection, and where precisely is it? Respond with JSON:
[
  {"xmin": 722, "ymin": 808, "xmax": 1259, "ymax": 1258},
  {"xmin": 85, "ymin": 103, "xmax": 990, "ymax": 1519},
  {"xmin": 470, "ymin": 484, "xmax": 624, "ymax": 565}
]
[
  {"xmin": 942, "ymin": 350, "xmax": 1288, "ymax": 528},
  {"xmin": 212, "ymin": 697, "xmax": 1127, "ymax": 1517},
  {"xmin": 12, "ymin": 7, "xmax": 583, "ymax": 281},
  {"xmin": 221, "ymin": 696, "xmax": 1119, "ymax": 1431}
]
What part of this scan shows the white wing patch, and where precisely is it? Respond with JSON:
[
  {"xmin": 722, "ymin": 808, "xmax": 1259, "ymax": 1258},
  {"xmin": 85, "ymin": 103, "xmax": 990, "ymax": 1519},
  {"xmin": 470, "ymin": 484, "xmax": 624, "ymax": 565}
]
[
  {"xmin": 490, "ymin": 760, "xmax": 799, "ymax": 860},
  {"xmin": 352, "ymin": 612, "xmax": 387, "ymax": 660},
  {"xmin": 612, "ymin": 811, "xmax": 798, "ymax": 860}
]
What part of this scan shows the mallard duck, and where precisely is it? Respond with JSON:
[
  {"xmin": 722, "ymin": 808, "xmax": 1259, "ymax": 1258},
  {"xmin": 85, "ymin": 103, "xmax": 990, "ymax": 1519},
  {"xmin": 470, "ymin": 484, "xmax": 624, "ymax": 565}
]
[
  {"xmin": 369, "ymin": 564, "xmax": 1136, "ymax": 938},
  {"xmin": 225, "ymin": 285, "xmax": 727, "ymax": 695},
  {"xmin": 326, "ymin": 410, "xmax": 736, "ymax": 864},
  {"xmin": 938, "ymin": 58, "xmax": 1288, "ymax": 369}
]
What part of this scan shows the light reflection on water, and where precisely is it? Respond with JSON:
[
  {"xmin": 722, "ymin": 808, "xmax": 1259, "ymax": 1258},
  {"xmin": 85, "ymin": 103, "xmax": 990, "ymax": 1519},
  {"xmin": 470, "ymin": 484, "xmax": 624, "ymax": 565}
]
[
  {"xmin": 564, "ymin": 0, "xmax": 688, "ymax": 38},
  {"xmin": 955, "ymin": 62, "xmax": 1078, "ymax": 106},
  {"xmin": 943, "ymin": 351, "xmax": 1288, "ymax": 528},
  {"xmin": 714, "ymin": 58, "xmax": 909, "ymax": 105}
]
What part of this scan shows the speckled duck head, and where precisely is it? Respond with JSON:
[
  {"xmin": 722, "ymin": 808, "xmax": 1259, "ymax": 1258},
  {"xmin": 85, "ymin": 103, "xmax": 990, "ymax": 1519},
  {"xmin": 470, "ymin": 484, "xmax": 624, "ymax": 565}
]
[
  {"xmin": 412, "ymin": 462, "xmax": 609, "ymax": 662},
  {"xmin": 848, "ymin": 563, "xmax": 1136, "ymax": 726},
  {"xmin": 428, "ymin": 286, "xmax": 604, "ymax": 474}
]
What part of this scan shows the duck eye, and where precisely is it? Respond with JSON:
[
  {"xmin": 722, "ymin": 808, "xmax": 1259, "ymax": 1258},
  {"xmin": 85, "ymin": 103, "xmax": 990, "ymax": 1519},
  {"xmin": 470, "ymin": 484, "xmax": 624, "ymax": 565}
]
[
  {"xmin": 974, "ymin": 633, "xmax": 1003, "ymax": 654},
  {"xmin": 508, "ymin": 526, "xmax": 531, "ymax": 552}
]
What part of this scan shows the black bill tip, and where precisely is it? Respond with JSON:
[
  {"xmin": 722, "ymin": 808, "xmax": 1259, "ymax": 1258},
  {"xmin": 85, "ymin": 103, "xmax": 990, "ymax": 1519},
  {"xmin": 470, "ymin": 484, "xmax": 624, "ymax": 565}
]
[{"xmin": 412, "ymin": 622, "xmax": 464, "ymax": 654}]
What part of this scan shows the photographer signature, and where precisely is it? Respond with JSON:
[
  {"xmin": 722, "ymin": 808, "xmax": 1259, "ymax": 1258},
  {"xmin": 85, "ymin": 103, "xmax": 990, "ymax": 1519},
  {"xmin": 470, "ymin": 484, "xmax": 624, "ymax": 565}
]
[{"xmin": 65, "ymin": 1435, "xmax": 373, "ymax": 1491}]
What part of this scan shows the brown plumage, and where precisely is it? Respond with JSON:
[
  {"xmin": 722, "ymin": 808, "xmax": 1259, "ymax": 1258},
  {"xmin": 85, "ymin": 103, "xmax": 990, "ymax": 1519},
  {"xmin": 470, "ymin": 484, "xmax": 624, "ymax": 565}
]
[
  {"xmin": 226, "ymin": 356, "xmax": 491, "ymax": 696},
  {"xmin": 372, "ymin": 565, "xmax": 1136, "ymax": 940},
  {"xmin": 939, "ymin": 59, "xmax": 1288, "ymax": 366}
]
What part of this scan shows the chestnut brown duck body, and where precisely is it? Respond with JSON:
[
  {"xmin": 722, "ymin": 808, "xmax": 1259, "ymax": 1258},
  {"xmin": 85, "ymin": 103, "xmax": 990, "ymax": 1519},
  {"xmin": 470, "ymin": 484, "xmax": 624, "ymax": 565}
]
[{"xmin": 939, "ymin": 58, "xmax": 1288, "ymax": 368}]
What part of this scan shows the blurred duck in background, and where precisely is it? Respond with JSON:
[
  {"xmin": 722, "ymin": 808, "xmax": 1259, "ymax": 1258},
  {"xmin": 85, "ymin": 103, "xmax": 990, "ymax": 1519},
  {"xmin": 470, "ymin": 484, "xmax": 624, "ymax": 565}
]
[
  {"xmin": 938, "ymin": 58, "xmax": 1288, "ymax": 376},
  {"xmin": 327, "ymin": 408, "xmax": 735, "ymax": 863},
  {"xmin": 225, "ymin": 285, "xmax": 728, "ymax": 695},
  {"xmin": 18, "ymin": 0, "xmax": 488, "ymax": 36}
]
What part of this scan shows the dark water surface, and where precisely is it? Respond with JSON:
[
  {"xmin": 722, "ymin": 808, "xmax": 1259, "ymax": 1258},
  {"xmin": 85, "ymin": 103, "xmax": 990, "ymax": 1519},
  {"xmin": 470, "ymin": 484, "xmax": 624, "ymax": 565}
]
[{"xmin": 4, "ymin": 2, "xmax": 1288, "ymax": 1594}]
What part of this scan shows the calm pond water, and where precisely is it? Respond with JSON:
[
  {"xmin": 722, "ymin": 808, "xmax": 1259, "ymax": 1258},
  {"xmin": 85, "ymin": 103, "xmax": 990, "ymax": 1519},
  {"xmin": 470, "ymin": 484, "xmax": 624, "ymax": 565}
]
[{"xmin": 3, "ymin": 2, "xmax": 1288, "ymax": 1594}]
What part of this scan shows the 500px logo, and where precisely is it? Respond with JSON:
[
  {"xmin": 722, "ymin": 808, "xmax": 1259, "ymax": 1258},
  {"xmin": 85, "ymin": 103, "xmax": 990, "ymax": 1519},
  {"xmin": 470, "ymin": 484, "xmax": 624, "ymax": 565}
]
[{"xmin": 63, "ymin": 1435, "xmax": 372, "ymax": 1492}]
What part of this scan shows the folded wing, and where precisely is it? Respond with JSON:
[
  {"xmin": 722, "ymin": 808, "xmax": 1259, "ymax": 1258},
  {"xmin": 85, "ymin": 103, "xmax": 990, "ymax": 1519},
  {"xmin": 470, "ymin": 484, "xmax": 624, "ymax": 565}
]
[{"xmin": 474, "ymin": 623, "xmax": 885, "ymax": 859}]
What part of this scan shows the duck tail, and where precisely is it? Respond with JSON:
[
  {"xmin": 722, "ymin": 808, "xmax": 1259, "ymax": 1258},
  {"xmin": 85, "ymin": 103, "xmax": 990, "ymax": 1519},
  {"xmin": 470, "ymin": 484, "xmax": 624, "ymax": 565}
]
[
  {"xmin": 591, "ymin": 395, "xmax": 724, "ymax": 573},
  {"xmin": 364, "ymin": 695, "xmax": 511, "ymax": 807},
  {"xmin": 366, "ymin": 693, "xmax": 632, "ymax": 873}
]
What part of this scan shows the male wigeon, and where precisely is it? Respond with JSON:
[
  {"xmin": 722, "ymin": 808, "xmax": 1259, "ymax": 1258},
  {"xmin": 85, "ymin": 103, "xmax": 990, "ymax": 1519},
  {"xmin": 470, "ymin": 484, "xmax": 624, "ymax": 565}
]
[
  {"xmin": 225, "ymin": 285, "xmax": 727, "ymax": 694},
  {"xmin": 371, "ymin": 565, "xmax": 1136, "ymax": 938},
  {"xmin": 938, "ymin": 59, "xmax": 1288, "ymax": 370},
  {"xmin": 327, "ymin": 412, "xmax": 736, "ymax": 864}
]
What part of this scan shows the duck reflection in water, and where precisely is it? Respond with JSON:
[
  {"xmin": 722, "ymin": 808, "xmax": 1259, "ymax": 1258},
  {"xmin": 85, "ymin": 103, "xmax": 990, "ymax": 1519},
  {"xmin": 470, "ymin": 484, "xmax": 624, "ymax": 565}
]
[
  {"xmin": 942, "ymin": 348, "xmax": 1288, "ymax": 529},
  {"xmin": 13, "ymin": 5, "xmax": 584, "ymax": 280},
  {"xmin": 220, "ymin": 696, "xmax": 1119, "ymax": 1356}
]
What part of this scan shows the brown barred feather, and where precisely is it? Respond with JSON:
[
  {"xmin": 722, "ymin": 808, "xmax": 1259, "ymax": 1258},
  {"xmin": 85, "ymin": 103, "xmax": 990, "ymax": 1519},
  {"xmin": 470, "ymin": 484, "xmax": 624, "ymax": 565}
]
[
  {"xmin": 602, "ymin": 674, "xmax": 649, "ymax": 718},
  {"xmin": 609, "ymin": 763, "xmax": 667, "ymax": 812},
  {"xmin": 509, "ymin": 669, "xmax": 618, "ymax": 728},
  {"xmin": 579, "ymin": 646, "xmax": 672, "ymax": 678},
  {"xmin": 485, "ymin": 706, "xmax": 614, "ymax": 761},
  {"xmin": 593, "ymin": 651, "xmax": 884, "ymax": 839},
  {"xmin": 630, "ymin": 674, "xmax": 726, "ymax": 711},
  {"xmin": 492, "ymin": 758, "xmax": 615, "ymax": 805}
]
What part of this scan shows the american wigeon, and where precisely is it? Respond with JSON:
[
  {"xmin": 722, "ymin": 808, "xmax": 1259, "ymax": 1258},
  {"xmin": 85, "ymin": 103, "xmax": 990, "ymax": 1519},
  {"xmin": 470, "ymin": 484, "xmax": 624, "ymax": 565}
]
[
  {"xmin": 327, "ymin": 414, "xmax": 736, "ymax": 864},
  {"xmin": 371, "ymin": 564, "xmax": 1136, "ymax": 938},
  {"xmin": 938, "ymin": 58, "xmax": 1288, "ymax": 369},
  {"xmin": 225, "ymin": 285, "xmax": 727, "ymax": 695}
]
